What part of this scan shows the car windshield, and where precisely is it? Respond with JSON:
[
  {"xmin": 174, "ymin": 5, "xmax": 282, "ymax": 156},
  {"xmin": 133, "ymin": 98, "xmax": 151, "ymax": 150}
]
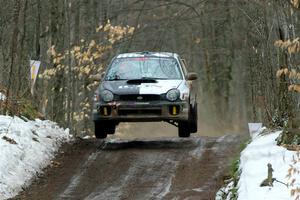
[{"xmin": 105, "ymin": 57, "xmax": 183, "ymax": 80}]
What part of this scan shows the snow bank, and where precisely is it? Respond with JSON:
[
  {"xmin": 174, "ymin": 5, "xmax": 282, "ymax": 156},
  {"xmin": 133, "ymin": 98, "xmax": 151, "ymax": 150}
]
[
  {"xmin": 216, "ymin": 180, "xmax": 235, "ymax": 200},
  {"xmin": 238, "ymin": 130, "xmax": 299, "ymax": 200},
  {"xmin": 0, "ymin": 115, "xmax": 71, "ymax": 200}
]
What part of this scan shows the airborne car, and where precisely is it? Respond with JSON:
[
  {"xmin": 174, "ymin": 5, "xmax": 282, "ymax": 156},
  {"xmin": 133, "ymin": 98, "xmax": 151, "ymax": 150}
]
[{"xmin": 92, "ymin": 52, "xmax": 198, "ymax": 138}]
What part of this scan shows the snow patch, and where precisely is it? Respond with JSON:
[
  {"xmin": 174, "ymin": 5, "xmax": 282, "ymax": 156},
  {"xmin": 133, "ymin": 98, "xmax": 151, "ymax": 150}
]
[
  {"xmin": 216, "ymin": 180, "xmax": 235, "ymax": 200},
  {"xmin": 155, "ymin": 174, "xmax": 174, "ymax": 199},
  {"xmin": 0, "ymin": 115, "xmax": 71, "ymax": 200},
  {"xmin": 237, "ymin": 130, "xmax": 298, "ymax": 200},
  {"xmin": 192, "ymin": 187, "xmax": 204, "ymax": 192}
]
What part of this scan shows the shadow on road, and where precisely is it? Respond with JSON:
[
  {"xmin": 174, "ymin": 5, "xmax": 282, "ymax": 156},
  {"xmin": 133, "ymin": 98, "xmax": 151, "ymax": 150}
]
[{"xmin": 97, "ymin": 137, "xmax": 203, "ymax": 150}]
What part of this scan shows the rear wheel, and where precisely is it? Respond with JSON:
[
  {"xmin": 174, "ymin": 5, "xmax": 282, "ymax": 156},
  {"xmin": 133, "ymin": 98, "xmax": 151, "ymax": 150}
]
[
  {"xmin": 178, "ymin": 121, "xmax": 191, "ymax": 137},
  {"xmin": 190, "ymin": 103, "xmax": 198, "ymax": 133}
]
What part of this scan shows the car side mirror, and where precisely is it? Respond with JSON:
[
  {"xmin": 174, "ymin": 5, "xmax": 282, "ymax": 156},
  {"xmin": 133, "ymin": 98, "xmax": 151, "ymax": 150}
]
[{"xmin": 187, "ymin": 72, "xmax": 198, "ymax": 80}]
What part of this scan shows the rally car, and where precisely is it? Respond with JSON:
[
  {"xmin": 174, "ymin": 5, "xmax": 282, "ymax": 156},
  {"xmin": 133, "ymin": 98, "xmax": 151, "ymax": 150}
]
[{"xmin": 92, "ymin": 52, "xmax": 198, "ymax": 138}]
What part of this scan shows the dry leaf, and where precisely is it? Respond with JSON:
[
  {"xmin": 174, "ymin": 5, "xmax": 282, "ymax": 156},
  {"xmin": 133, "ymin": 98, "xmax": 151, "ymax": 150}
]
[{"xmin": 2, "ymin": 136, "xmax": 17, "ymax": 144}]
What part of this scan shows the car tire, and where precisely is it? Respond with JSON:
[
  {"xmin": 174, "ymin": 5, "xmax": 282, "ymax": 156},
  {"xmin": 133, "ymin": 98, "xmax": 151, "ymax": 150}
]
[
  {"xmin": 178, "ymin": 121, "xmax": 191, "ymax": 137},
  {"xmin": 107, "ymin": 122, "xmax": 117, "ymax": 135},
  {"xmin": 94, "ymin": 121, "xmax": 107, "ymax": 139},
  {"xmin": 190, "ymin": 103, "xmax": 198, "ymax": 133}
]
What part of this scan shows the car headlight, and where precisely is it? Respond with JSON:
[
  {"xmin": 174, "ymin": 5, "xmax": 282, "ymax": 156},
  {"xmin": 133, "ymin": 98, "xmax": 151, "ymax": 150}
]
[
  {"xmin": 166, "ymin": 89, "xmax": 180, "ymax": 101},
  {"xmin": 101, "ymin": 90, "xmax": 114, "ymax": 102}
]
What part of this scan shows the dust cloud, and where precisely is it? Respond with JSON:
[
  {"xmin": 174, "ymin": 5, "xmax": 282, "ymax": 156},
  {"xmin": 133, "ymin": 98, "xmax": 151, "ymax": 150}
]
[
  {"xmin": 112, "ymin": 120, "xmax": 245, "ymax": 140},
  {"xmin": 108, "ymin": 98, "xmax": 247, "ymax": 139}
]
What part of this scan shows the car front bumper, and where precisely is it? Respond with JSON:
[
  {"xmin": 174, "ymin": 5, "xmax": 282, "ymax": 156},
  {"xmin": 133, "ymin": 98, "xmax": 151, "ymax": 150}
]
[{"xmin": 92, "ymin": 100, "xmax": 189, "ymax": 122}]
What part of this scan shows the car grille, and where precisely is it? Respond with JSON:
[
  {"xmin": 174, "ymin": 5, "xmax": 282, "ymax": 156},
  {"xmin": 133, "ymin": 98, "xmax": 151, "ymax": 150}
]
[
  {"xmin": 118, "ymin": 109, "xmax": 162, "ymax": 116},
  {"xmin": 119, "ymin": 94, "xmax": 161, "ymax": 101}
]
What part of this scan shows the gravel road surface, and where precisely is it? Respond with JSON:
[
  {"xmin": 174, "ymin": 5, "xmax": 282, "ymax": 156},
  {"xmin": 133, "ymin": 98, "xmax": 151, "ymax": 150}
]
[{"xmin": 13, "ymin": 123, "xmax": 244, "ymax": 200}]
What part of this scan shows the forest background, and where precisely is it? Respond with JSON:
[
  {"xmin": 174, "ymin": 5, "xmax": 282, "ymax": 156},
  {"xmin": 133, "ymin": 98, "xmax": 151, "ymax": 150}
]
[{"xmin": 0, "ymin": 0, "xmax": 299, "ymax": 135}]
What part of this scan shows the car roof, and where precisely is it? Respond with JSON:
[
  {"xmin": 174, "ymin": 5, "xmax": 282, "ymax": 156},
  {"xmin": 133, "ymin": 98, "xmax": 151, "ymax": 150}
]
[{"xmin": 116, "ymin": 52, "xmax": 180, "ymax": 59}]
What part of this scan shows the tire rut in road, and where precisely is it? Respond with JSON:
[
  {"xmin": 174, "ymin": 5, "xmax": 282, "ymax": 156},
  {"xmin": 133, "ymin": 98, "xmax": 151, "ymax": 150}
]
[
  {"xmin": 164, "ymin": 135, "xmax": 240, "ymax": 199},
  {"xmin": 11, "ymin": 136, "xmax": 242, "ymax": 200}
]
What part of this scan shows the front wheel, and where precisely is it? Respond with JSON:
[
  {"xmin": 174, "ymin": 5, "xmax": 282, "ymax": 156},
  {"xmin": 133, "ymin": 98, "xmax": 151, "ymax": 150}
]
[
  {"xmin": 94, "ymin": 121, "xmax": 117, "ymax": 138},
  {"xmin": 178, "ymin": 121, "xmax": 191, "ymax": 137},
  {"xmin": 107, "ymin": 122, "xmax": 117, "ymax": 135},
  {"xmin": 94, "ymin": 121, "xmax": 107, "ymax": 139}
]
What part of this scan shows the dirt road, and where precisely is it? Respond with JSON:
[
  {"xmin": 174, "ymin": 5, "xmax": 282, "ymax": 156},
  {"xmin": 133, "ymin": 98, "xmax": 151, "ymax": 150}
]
[
  {"xmin": 13, "ymin": 123, "xmax": 243, "ymax": 200},
  {"xmin": 15, "ymin": 126, "xmax": 240, "ymax": 200}
]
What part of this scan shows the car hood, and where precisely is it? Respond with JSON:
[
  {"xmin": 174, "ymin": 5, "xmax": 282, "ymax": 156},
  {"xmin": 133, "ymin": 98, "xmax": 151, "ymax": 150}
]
[{"xmin": 101, "ymin": 80, "xmax": 184, "ymax": 95}]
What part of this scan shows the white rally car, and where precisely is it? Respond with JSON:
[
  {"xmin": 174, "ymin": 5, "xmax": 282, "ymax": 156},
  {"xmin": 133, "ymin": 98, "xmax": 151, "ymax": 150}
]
[{"xmin": 92, "ymin": 52, "xmax": 198, "ymax": 138}]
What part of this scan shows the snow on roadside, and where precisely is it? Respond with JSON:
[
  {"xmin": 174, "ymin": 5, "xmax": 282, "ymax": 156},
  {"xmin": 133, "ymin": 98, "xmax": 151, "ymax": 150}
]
[
  {"xmin": 0, "ymin": 115, "xmax": 71, "ymax": 200},
  {"xmin": 238, "ymin": 129, "xmax": 299, "ymax": 200},
  {"xmin": 216, "ymin": 180, "xmax": 235, "ymax": 200}
]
